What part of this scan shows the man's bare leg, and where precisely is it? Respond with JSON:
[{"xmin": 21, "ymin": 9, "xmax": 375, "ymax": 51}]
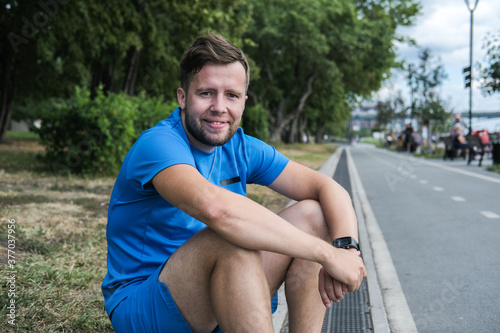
[
  {"xmin": 159, "ymin": 227, "xmax": 274, "ymax": 333},
  {"xmin": 285, "ymin": 259, "xmax": 327, "ymax": 332},
  {"xmin": 263, "ymin": 200, "xmax": 331, "ymax": 332},
  {"xmin": 161, "ymin": 199, "xmax": 334, "ymax": 332}
]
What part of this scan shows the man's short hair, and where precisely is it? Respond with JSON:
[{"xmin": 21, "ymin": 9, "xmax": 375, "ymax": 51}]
[{"xmin": 179, "ymin": 33, "xmax": 250, "ymax": 93}]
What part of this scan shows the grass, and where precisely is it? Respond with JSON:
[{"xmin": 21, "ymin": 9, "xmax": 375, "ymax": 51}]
[
  {"xmin": 0, "ymin": 131, "xmax": 337, "ymax": 332},
  {"xmin": 274, "ymin": 143, "xmax": 337, "ymax": 168},
  {"xmin": 487, "ymin": 163, "xmax": 500, "ymax": 173},
  {"xmin": 4, "ymin": 131, "xmax": 39, "ymax": 141}
]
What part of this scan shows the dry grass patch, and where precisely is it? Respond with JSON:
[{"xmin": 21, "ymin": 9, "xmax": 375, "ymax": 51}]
[{"xmin": 247, "ymin": 143, "xmax": 337, "ymax": 214}]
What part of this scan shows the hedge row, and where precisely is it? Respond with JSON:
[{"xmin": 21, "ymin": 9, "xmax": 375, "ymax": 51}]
[{"xmin": 34, "ymin": 87, "xmax": 178, "ymax": 176}]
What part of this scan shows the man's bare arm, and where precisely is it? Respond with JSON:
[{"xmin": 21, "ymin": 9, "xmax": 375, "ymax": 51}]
[
  {"xmin": 152, "ymin": 163, "xmax": 365, "ymax": 291},
  {"xmin": 268, "ymin": 160, "xmax": 358, "ymax": 242}
]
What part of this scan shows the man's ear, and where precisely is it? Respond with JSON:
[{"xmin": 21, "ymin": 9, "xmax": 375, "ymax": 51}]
[{"xmin": 177, "ymin": 87, "xmax": 186, "ymax": 109}]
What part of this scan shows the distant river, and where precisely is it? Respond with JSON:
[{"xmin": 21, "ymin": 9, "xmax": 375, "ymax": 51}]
[{"xmin": 464, "ymin": 117, "xmax": 500, "ymax": 133}]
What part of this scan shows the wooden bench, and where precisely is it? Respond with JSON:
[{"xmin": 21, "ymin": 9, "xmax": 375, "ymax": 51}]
[
  {"xmin": 441, "ymin": 135, "xmax": 466, "ymax": 161},
  {"xmin": 466, "ymin": 134, "xmax": 492, "ymax": 167}
]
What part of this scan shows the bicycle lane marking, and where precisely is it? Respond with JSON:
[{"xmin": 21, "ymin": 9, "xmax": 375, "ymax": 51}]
[
  {"xmin": 378, "ymin": 149, "xmax": 500, "ymax": 219},
  {"xmin": 377, "ymin": 149, "xmax": 500, "ymax": 185},
  {"xmin": 481, "ymin": 211, "xmax": 500, "ymax": 219}
]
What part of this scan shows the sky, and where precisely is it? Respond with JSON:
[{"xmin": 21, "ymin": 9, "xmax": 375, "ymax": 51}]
[{"xmin": 377, "ymin": 0, "xmax": 500, "ymax": 114}]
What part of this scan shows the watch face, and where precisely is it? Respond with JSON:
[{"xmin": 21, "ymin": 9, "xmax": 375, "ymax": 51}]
[
  {"xmin": 334, "ymin": 237, "xmax": 358, "ymax": 250},
  {"xmin": 339, "ymin": 239, "xmax": 350, "ymax": 246}
]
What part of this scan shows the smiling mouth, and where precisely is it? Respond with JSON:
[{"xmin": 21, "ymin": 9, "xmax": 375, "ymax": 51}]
[{"xmin": 205, "ymin": 119, "xmax": 228, "ymax": 125}]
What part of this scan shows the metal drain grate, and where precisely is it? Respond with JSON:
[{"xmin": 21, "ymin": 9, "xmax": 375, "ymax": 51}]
[
  {"xmin": 322, "ymin": 150, "xmax": 373, "ymax": 333},
  {"xmin": 321, "ymin": 279, "xmax": 373, "ymax": 333},
  {"xmin": 332, "ymin": 149, "xmax": 352, "ymax": 195}
]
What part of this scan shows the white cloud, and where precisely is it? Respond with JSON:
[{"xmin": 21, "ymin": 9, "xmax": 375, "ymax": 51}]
[{"xmin": 381, "ymin": 0, "xmax": 500, "ymax": 112}]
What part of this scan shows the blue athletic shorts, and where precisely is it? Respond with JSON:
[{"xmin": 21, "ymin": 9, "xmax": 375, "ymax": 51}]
[{"xmin": 110, "ymin": 261, "xmax": 277, "ymax": 333}]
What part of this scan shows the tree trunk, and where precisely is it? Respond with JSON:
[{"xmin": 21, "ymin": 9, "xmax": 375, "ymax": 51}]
[
  {"xmin": 0, "ymin": 101, "xmax": 13, "ymax": 143},
  {"xmin": 315, "ymin": 120, "xmax": 324, "ymax": 144},
  {"xmin": 90, "ymin": 62, "xmax": 113, "ymax": 99},
  {"xmin": 123, "ymin": 47, "xmax": 141, "ymax": 95},
  {"xmin": 298, "ymin": 117, "xmax": 308, "ymax": 143},
  {"xmin": 287, "ymin": 116, "xmax": 299, "ymax": 143},
  {"xmin": 268, "ymin": 70, "xmax": 318, "ymax": 143},
  {"xmin": 0, "ymin": 57, "xmax": 15, "ymax": 142},
  {"xmin": 268, "ymin": 99, "xmax": 287, "ymax": 143}
]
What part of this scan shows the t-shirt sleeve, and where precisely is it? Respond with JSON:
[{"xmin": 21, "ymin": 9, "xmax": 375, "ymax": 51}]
[
  {"xmin": 244, "ymin": 135, "xmax": 289, "ymax": 186},
  {"xmin": 126, "ymin": 128, "xmax": 195, "ymax": 188}
]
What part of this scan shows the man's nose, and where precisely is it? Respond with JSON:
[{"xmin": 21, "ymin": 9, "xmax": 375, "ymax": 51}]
[{"xmin": 210, "ymin": 94, "xmax": 227, "ymax": 113}]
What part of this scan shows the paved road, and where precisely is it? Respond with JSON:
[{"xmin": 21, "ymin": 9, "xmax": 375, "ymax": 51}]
[{"xmin": 349, "ymin": 144, "xmax": 500, "ymax": 332}]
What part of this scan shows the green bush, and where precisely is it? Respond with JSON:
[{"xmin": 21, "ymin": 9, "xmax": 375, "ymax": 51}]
[
  {"xmin": 242, "ymin": 103, "xmax": 270, "ymax": 141},
  {"xmin": 34, "ymin": 87, "xmax": 175, "ymax": 176},
  {"xmin": 134, "ymin": 93, "xmax": 179, "ymax": 135}
]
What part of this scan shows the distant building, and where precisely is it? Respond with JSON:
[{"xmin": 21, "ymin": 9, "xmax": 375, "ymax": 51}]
[{"xmin": 351, "ymin": 104, "xmax": 378, "ymax": 131}]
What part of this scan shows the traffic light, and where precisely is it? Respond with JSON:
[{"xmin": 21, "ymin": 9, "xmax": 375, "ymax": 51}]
[{"xmin": 463, "ymin": 66, "xmax": 471, "ymax": 88}]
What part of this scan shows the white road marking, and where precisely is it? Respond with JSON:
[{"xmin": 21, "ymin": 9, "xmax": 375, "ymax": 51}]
[
  {"xmin": 379, "ymin": 149, "xmax": 500, "ymax": 184},
  {"xmin": 433, "ymin": 187, "xmax": 444, "ymax": 192},
  {"xmin": 481, "ymin": 211, "xmax": 500, "ymax": 219},
  {"xmin": 419, "ymin": 180, "xmax": 428, "ymax": 184},
  {"xmin": 452, "ymin": 196, "xmax": 466, "ymax": 202}
]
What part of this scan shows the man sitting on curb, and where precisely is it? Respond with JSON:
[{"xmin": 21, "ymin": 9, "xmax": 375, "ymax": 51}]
[{"xmin": 102, "ymin": 33, "xmax": 366, "ymax": 333}]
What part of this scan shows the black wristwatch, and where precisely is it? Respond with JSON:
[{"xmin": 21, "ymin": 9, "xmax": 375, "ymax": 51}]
[{"xmin": 332, "ymin": 237, "xmax": 359, "ymax": 251}]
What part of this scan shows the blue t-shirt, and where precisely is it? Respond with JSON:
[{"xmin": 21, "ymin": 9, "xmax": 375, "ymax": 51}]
[{"xmin": 102, "ymin": 107, "xmax": 289, "ymax": 315}]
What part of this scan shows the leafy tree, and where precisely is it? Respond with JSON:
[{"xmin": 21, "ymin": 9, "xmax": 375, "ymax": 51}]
[
  {"xmin": 1, "ymin": 0, "xmax": 420, "ymax": 145},
  {"xmin": 406, "ymin": 48, "xmax": 450, "ymax": 124},
  {"xmin": 479, "ymin": 30, "xmax": 500, "ymax": 95},
  {"xmin": 243, "ymin": 0, "xmax": 329, "ymax": 142},
  {"xmin": 1, "ymin": 0, "xmax": 252, "ymax": 142},
  {"xmin": 122, "ymin": 0, "xmax": 253, "ymax": 99},
  {"xmin": 376, "ymin": 91, "xmax": 406, "ymax": 130},
  {"xmin": 1, "ymin": 0, "xmax": 143, "ymax": 141},
  {"xmin": 304, "ymin": 65, "xmax": 351, "ymax": 143},
  {"xmin": 1, "ymin": 0, "xmax": 52, "ymax": 141},
  {"xmin": 243, "ymin": 0, "xmax": 420, "ymax": 143}
]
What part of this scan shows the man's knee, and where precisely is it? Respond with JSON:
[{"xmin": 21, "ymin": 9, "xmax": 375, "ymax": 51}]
[
  {"xmin": 280, "ymin": 200, "xmax": 328, "ymax": 239},
  {"xmin": 298, "ymin": 199, "xmax": 324, "ymax": 222},
  {"xmin": 189, "ymin": 227, "xmax": 263, "ymax": 267}
]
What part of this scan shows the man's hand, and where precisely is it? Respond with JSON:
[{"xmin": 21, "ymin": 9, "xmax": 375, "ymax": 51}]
[{"xmin": 318, "ymin": 248, "xmax": 366, "ymax": 308}]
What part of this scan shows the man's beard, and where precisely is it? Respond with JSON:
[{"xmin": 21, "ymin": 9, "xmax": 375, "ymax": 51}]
[{"xmin": 183, "ymin": 106, "xmax": 240, "ymax": 147}]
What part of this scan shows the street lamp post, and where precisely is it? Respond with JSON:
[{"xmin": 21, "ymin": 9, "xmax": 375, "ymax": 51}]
[
  {"xmin": 464, "ymin": 0, "xmax": 480, "ymax": 135},
  {"xmin": 408, "ymin": 64, "xmax": 414, "ymax": 119}
]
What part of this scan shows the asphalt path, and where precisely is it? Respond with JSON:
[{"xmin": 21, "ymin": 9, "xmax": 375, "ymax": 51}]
[{"xmin": 349, "ymin": 144, "xmax": 500, "ymax": 332}]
